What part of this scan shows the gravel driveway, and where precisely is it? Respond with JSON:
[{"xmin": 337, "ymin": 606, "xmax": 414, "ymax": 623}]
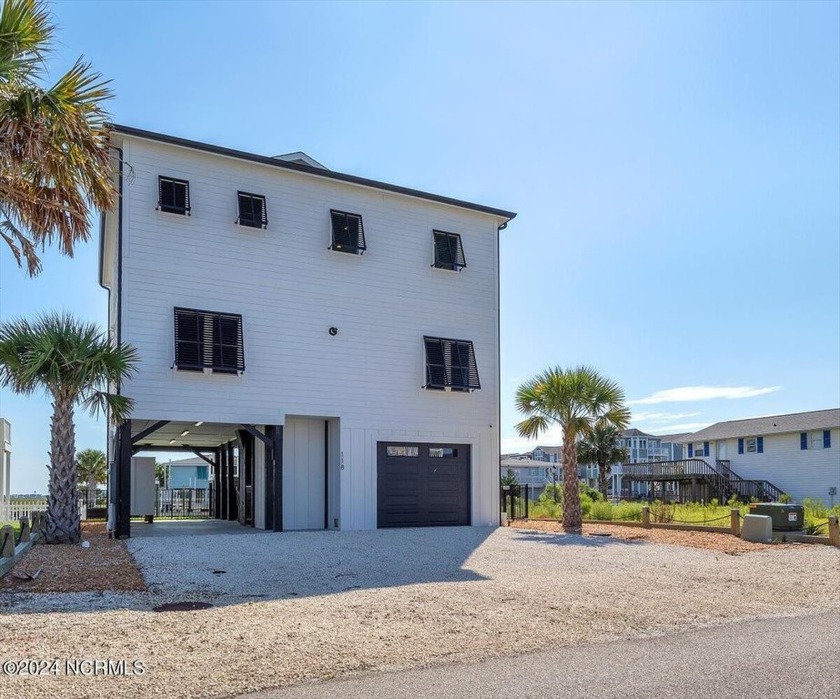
[{"xmin": 1, "ymin": 527, "xmax": 838, "ymax": 699}]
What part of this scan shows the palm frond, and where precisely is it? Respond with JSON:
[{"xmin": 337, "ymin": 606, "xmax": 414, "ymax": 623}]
[
  {"xmin": 80, "ymin": 390, "xmax": 133, "ymax": 423},
  {"xmin": 0, "ymin": 0, "xmax": 115, "ymax": 276},
  {"xmin": 515, "ymin": 414, "xmax": 550, "ymax": 440},
  {"xmin": 0, "ymin": 0, "xmax": 53, "ymax": 82}
]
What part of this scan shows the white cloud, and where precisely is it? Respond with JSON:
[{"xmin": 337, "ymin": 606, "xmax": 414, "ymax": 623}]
[
  {"xmin": 628, "ymin": 386, "xmax": 781, "ymax": 405},
  {"xmin": 632, "ymin": 411, "xmax": 701, "ymax": 422}
]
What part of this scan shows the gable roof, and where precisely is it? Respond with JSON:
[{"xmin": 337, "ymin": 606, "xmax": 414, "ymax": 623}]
[
  {"xmin": 653, "ymin": 432, "xmax": 692, "ymax": 443},
  {"xmin": 110, "ymin": 125, "xmax": 517, "ymax": 221},
  {"xmin": 621, "ymin": 428, "xmax": 654, "ymax": 438},
  {"xmin": 680, "ymin": 409, "xmax": 840, "ymax": 442}
]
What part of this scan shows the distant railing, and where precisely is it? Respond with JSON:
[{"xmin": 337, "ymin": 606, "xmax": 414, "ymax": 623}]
[
  {"xmin": 621, "ymin": 459, "xmax": 786, "ymax": 503},
  {"xmin": 0, "ymin": 497, "xmax": 48, "ymax": 522}
]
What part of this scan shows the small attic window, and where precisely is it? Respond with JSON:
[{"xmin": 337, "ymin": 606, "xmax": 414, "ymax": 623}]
[
  {"xmin": 236, "ymin": 192, "xmax": 268, "ymax": 229},
  {"xmin": 329, "ymin": 210, "xmax": 366, "ymax": 255},
  {"xmin": 432, "ymin": 230, "xmax": 467, "ymax": 271},
  {"xmin": 157, "ymin": 177, "xmax": 190, "ymax": 215}
]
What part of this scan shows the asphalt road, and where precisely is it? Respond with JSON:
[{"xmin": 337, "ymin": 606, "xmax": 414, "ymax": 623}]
[{"xmin": 240, "ymin": 611, "xmax": 840, "ymax": 699}]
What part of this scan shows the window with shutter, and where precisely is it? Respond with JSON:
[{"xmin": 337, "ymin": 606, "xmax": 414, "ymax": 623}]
[
  {"xmin": 329, "ymin": 210, "xmax": 366, "ymax": 254},
  {"xmin": 158, "ymin": 177, "xmax": 190, "ymax": 215},
  {"xmin": 432, "ymin": 230, "xmax": 467, "ymax": 271},
  {"xmin": 237, "ymin": 192, "xmax": 268, "ymax": 228},
  {"xmin": 174, "ymin": 308, "xmax": 244, "ymax": 374},
  {"xmin": 423, "ymin": 336, "xmax": 480, "ymax": 391}
]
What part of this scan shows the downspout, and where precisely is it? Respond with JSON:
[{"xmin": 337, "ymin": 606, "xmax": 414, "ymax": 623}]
[
  {"xmin": 100, "ymin": 146, "xmax": 124, "ymax": 534},
  {"xmin": 497, "ymin": 220, "xmax": 506, "ymax": 526}
]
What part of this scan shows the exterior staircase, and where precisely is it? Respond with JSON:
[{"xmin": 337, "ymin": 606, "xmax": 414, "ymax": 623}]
[{"xmin": 620, "ymin": 458, "xmax": 786, "ymax": 503}]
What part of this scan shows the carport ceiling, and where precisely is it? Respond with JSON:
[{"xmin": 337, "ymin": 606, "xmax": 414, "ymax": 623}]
[{"xmin": 131, "ymin": 420, "xmax": 243, "ymax": 449}]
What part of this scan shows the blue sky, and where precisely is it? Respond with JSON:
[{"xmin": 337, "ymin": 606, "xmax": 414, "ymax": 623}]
[{"xmin": 1, "ymin": 1, "xmax": 838, "ymax": 492}]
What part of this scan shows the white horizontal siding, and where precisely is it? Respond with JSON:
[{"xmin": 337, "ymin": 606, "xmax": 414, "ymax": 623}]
[
  {"xmin": 118, "ymin": 137, "xmax": 500, "ymax": 431},
  {"xmin": 697, "ymin": 430, "xmax": 840, "ymax": 503},
  {"xmin": 113, "ymin": 136, "xmax": 503, "ymax": 530}
]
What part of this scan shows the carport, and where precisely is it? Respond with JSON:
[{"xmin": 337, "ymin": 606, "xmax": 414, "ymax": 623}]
[{"xmin": 111, "ymin": 419, "xmax": 283, "ymax": 538}]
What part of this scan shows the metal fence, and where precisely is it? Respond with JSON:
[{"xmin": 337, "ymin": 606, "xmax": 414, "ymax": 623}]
[
  {"xmin": 501, "ymin": 484, "xmax": 536, "ymax": 520},
  {"xmin": 155, "ymin": 488, "xmax": 212, "ymax": 519}
]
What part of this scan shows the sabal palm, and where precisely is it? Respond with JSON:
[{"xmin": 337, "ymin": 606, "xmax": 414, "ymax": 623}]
[
  {"xmin": 0, "ymin": 0, "xmax": 115, "ymax": 275},
  {"xmin": 76, "ymin": 448, "xmax": 106, "ymax": 504},
  {"xmin": 577, "ymin": 424, "xmax": 629, "ymax": 500},
  {"xmin": 0, "ymin": 313, "xmax": 136, "ymax": 543},
  {"xmin": 515, "ymin": 366, "xmax": 629, "ymax": 533}
]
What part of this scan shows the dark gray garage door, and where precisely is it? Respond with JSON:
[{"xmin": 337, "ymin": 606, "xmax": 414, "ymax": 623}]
[{"xmin": 377, "ymin": 442, "xmax": 471, "ymax": 528}]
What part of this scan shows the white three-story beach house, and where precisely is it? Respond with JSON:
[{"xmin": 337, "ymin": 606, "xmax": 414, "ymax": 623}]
[{"xmin": 100, "ymin": 126, "xmax": 515, "ymax": 537}]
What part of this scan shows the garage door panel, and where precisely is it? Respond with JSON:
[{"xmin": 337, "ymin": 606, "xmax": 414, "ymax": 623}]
[{"xmin": 377, "ymin": 442, "xmax": 470, "ymax": 528}]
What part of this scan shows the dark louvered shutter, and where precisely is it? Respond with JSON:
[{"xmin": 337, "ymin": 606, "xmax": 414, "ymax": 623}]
[
  {"xmin": 238, "ymin": 192, "xmax": 267, "ymax": 228},
  {"xmin": 330, "ymin": 210, "xmax": 366, "ymax": 253},
  {"xmin": 423, "ymin": 337, "xmax": 480, "ymax": 391},
  {"xmin": 801, "ymin": 433, "xmax": 808, "ymax": 450},
  {"xmin": 824, "ymin": 430, "xmax": 831, "ymax": 448},
  {"xmin": 174, "ymin": 309, "xmax": 204, "ymax": 369},
  {"xmin": 213, "ymin": 314, "xmax": 244, "ymax": 372},
  {"xmin": 738, "ymin": 438, "xmax": 744, "ymax": 454},
  {"xmin": 159, "ymin": 177, "xmax": 190, "ymax": 214},
  {"xmin": 424, "ymin": 337, "xmax": 448, "ymax": 388},
  {"xmin": 688, "ymin": 444, "xmax": 693, "ymax": 458},
  {"xmin": 433, "ymin": 231, "xmax": 466, "ymax": 270},
  {"xmin": 756, "ymin": 436, "xmax": 764, "ymax": 453},
  {"xmin": 703, "ymin": 441, "xmax": 710, "ymax": 457}
]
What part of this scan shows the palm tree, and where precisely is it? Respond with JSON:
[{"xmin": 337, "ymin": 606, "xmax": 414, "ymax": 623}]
[
  {"xmin": 515, "ymin": 366, "xmax": 629, "ymax": 534},
  {"xmin": 0, "ymin": 0, "xmax": 115, "ymax": 275},
  {"xmin": 0, "ymin": 313, "xmax": 137, "ymax": 543},
  {"xmin": 76, "ymin": 448, "xmax": 106, "ymax": 505},
  {"xmin": 577, "ymin": 424, "xmax": 629, "ymax": 500}
]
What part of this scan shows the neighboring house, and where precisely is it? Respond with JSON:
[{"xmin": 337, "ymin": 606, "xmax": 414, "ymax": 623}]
[
  {"xmin": 531, "ymin": 446, "xmax": 562, "ymax": 463},
  {"xmin": 0, "ymin": 418, "xmax": 10, "ymax": 517},
  {"xmin": 101, "ymin": 125, "xmax": 515, "ymax": 537},
  {"xmin": 677, "ymin": 409, "xmax": 840, "ymax": 504},
  {"xmin": 500, "ymin": 458, "xmax": 556, "ymax": 498},
  {"xmin": 165, "ymin": 456, "xmax": 211, "ymax": 489},
  {"xmin": 579, "ymin": 429, "xmax": 685, "ymax": 497}
]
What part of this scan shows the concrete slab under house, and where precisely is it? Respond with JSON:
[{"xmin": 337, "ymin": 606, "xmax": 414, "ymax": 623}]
[{"xmin": 100, "ymin": 126, "xmax": 516, "ymax": 538}]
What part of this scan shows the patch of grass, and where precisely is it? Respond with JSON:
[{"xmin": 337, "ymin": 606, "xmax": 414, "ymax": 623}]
[{"xmin": 514, "ymin": 493, "xmax": 838, "ymax": 532}]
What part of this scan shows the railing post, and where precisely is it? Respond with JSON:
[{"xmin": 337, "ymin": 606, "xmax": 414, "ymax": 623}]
[
  {"xmin": 0, "ymin": 525, "xmax": 14, "ymax": 557},
  {"xmin": 730, "ymin": 508, "xmax": 741, "ymax": 537},
  {"xmin": 829, "ymin": 516, "xmax": 840, "ymax": 547},
  {"xmin": 524, "ymin": 484, "xmax": 529, "ymax": 519},
  {"xmin": 642, "ymin": 506, "xmax": 650, "ymax": 528}
]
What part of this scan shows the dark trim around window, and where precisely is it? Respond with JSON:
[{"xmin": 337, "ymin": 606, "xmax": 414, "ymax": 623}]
[
  {"xmin": 174, "ymin": 307, "xmax": 244, "ymax": 374},
  {"xmin": 329, "ymin": 209, "xmax": 366, "ymax": 254},
  {"xmin": 157, "ymin": 176, "xmax": 190, "ymax": 215},
  {"xmin": 432, "ymin": 230, "xmax": 467, "ymax": 271},
  {"xmin": 423, "ymin": 336, "xmax": 480, "ymax": 391},
  {"xmin": 237, "ymin": 191, "xmax": 268, "ymax": 229}
]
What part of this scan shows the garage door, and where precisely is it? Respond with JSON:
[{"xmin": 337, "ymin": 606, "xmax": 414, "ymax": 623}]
[{"xmin": 377, "ymin": 442, "xmax": 470, "ymax": 528}]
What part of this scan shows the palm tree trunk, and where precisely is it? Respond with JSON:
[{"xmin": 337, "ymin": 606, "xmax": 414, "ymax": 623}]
[
  {"xmin": 562, "ymin": 429, "xmax": 582, "ymax": 534},
  {"xmin": 46, "ymin": 392, "xmax": 80, "ymax": 544},
  {"xmin": 599, "ymin": 462, "xmax": 609, "ymax": 500}
]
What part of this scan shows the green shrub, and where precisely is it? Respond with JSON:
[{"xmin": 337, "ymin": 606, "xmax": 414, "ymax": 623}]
[
  {"xmin": 778, "ymin": 493, "xmax": 792, "ymax": 504},
  {"xmin": 589, "ymin": 501, "xmax": 613, "ymax": 520}
]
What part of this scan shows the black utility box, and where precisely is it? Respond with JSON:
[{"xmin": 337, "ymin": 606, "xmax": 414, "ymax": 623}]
[{"xmin": 748, "ymin": 503, "xmax": 804, "ymax": 531}]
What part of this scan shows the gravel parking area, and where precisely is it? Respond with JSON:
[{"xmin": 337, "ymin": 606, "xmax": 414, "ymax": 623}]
[{"xmin": 1, "ymin": 527, "xmax": 837, "ymax": 699}]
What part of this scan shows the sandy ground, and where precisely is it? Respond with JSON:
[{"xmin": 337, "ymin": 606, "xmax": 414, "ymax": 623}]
[
  {"xmin": 0, "ymin": 523, "xmax": 145, "ymax": 594},
  {"xmin": 513, "ymin": 520, "xmax": 797, "ymax": 554},
  {"xmin": 0, "ymin": 527, "xmax": 837, "ymax": 699}
]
